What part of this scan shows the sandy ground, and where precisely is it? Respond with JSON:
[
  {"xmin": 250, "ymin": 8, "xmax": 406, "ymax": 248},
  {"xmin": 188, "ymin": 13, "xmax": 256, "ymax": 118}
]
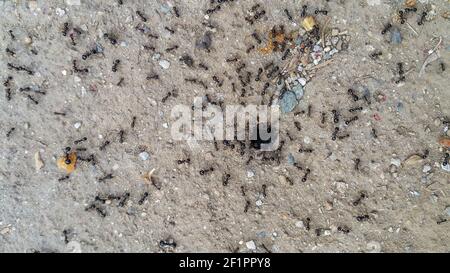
[{"xmin": 0, "ymin": 0, "xmax": 449, "ymax": 253}]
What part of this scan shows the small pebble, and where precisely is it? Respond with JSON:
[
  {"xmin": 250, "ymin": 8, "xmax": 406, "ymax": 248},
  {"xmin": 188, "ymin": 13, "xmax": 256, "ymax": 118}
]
[
  {"xmin": 74, "ymin": 122, "xmax": 82, "ymax": 129},
  {"xmin": 139, "ymin": 152, "xmax": 150, "ymax": 161},
  {"xmin": 279, "ymin": 91, "xmax": 298, "ymax": 113},
  {"xmin": 390, "ymin": 28, "xmax": 402, "ymax": 44},
  {"xmin": 159, "ymin": 60, "xmax": 171, "ymax": 70},
  {"xmin": 422, "ymin": 165, "xmax": 431, "ymax": 173},
  {"xmin": 245, "ymin": 240, "xmax": 256, "ymax": 250},
  {"xmin": 247, "ymin": 170, "xmax": 255, "ymax": 178}
]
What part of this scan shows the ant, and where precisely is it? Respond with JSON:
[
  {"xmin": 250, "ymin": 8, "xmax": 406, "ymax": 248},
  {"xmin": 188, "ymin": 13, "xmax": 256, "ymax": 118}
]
[
  {"xmin": 103, "ymin": 33, "xmax": 117, "ymax": 45},
  {"xmin": 314, "ymin": 9, "xmax": 328, "ymax": 15},
  {"xmin": 345, "ymin": 116, "xmax": 358, "ymax": 125},
  {"xmin": 302, "ymin": 169, "xmax": 311, "ymax": 182},
  {"xmin": 112, "ymin": 59, "xmax": 120, "ymax": 72},
  {"xmin": 98, "ymin": 173, "xmax": 114, "ymax": 182},
  {"xmin": 251, "ymin": 32, "xmax": 262, "ymax": 44},
  {"xmin": 354, "ymin": 158, "xmax": 361, "ymax": 171},
  {"xmin": 138, "ymin": 192, "xmax": 149, "ymax": 205},
  {"xmin": 99, "ymin": 140, "xmax": 111, "ymax": 151},
  {"xmin": 173, "ymin": 6, "xmax": 180, "ymax": 17},
  {"xmin": 356, "ymin": 214, "xmax": 370, "ymax": 222},
  {"xmin": 370, "ymin": 51, "xmax": 382, "ymax": 60},
  {"xmin": 353, "ymin": 192, "xmax": 367, "ymax": 206},
  {"xmin": 7, "ymin": 63, "xmax": 34, "ymax": 75},
  {"xmin": 136, "ymin": 10, "xmax": 147, "ymax": 22},
  {"xmin": 6, "ymin": 48, "xmax": 16, "ymax": 57},
  {"xmin": 418, "ymin": 11, "xmax": 427, "ymax": 25},
  {"xmin": 6, "ymin": 127, "xmax": 15, "ymax": 138},
  {"xmin": 118, "ymin": 193, "xmax": 130, "ymax": 207},
  {"xmin": 284, "ymin": 9, "xmax": 293, "ymax": 21},
  {"xmin": 332, "ymin": 110, "xmax": 340, "ymax": 123},
  {"xmin": 332, "ymin": 127, "xmax": 340, "ymax": 141},
  {"xmin": 72, "ymin": 60, "xmax": 89, "ymax": 73},
  {"xmin": 244, "ymin": 200, "xmax": 250, "ymax": 213},
  {"xmin": 131, "ymin": 116, "xmax": 137, "ymax": 128},
  {"xmin": 177, "ymin": 158, "xmax": 191, "ymax": 164},
  {"xmin": 165, "ymin": 27, "xmax": 175, "ymax": 34},
  {"xmin": 199, "ymin": 167, "xmax": 214, "ymax": 175},
  {"xmin": 222, "ymin": 173, "xmax": 231, "ymax": 186},
  {"xmin": 301, "ymin": 5, "xmax": 308, "ymax": 17},
  {"xmin": 119, "ymin": 130, "xmax": 125, "ymax": 143},
  {"xmin": 74, "ymin": 137, "xmax": 87, "ymax": 145},
  {"xmin": 349, "ymin": 107, "xmax": 363, "ymax": 112},
  {"xmin": 348, "ymin": 89, "xmax": 359, "ymax": 101},
  {"xmin": 381, "ymin": 23, "xmax": 392, "ymax": 34},
  {"xmin": 199, "ymin": 63, "xmax": 209, "ymax": 70}
]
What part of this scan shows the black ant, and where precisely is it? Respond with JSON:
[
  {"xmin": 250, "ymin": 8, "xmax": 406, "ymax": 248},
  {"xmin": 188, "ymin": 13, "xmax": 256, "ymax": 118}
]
[
  {"xmin": 255, "ymin": 68, "xmax": 263, "ymax": 81},
  {"xmin": 244, "ymin": 200, "xmax": 250, "ymax": 213},
  {"xmin": 177, "ymin": 158, "xmax": 191, "ymax": 164},
  {"xmin": 332, "ymin": 110, "xmax": 339, "ymax": 123},
  {"xmin": 165, "ymin": 27, "xmax": 175, "ymax": 34},
  {"xmin": 103, "ymin": 33, "xmax": 117, "ymax": 45},
  {"xmin": 3, "ymin": 76, "xmax": 13, "ymax": 87},
  {"xmin": 147, "ymin": 74, "xmax": 159, "ymax": 80},
  {"xmin": 6, "ymin": 127, "xmax": 15, "ymax": 138},
  {"xmin": 332, "ymin": 127, "xmax": 339, "ymax": 141},
  {"xmin": 353, "ymin": 192, "xmax": 367, "ymax": 206},
  {"xmin": 63, "ymin": 147, "xmax": 72, "ymax": 165},
  {"xmin": 98, "ymin": 173, "xmax": 114, "ymax": 182},
  {"xmin": 131, "ymin": 116, "xmax": 137, "ymax": 128},
  {"xmin": 251, "ymin": 32, "xmax": 262, "ymax": 44},
  {"xmin": 74, "ymin": 137, "xmax": 87, "ymax": 145},
  {"xmin": 284, "ymin": 9, "xmax": 293, "ymax": 20},
  {"xmin": 119, "ymin": 130, "xmax": 125, "ymax": 143},
  {"xmin": 301, "ymin": 5, "xmax": 307, "ymax": 17},
  {"xmin": 6, "ymin": 48, "xmax": 16, "ymax": 57},
  {"xmin": 72, "ymin": 60, "xmax": 89, "ymax": 73},
  {"xmin": 418, "ymin": 11, "xmax": 427, "ymax": 25},
  {"xmin": 159, "ymin": 238, "xmax": 177, "ymax": 249},
  {"xmin": 99, "ymin": 140, "xmax": 111, "ymax": 151},
  {"xmin": 7, "ymin": 63, "xmax": 34, "ymax": 75},
  {"xmin": 345, "ymin": 116, "xmax": 358, "ymax": 125},
  {"xmin": 138, "ymin": 192, "xmax": 149, "ymax": 205},
  {"xmin": 246, "ymin": 45, "xmax": 255, "ymax": 54},
  {"xmin": 199, "ymin": 167, "xmax": 214, "ymax": 175},
  {"xmin": 222, "ymin": 173, "xmax": 231, "ymax": 186},
  {"xmin": 118, "ymin": 193, "xmax": 130, "ymax": 207},
  {"xmin": 371, "ymin": 128, "xmax": 378, "ymax": 138},
  {"xmin": 349, "ymin": 107, "xmax": 363, "ymax": 112},
  {"xmin": 117, "ymin": 77, "xmax": 125, "ymax": 86},
  {"xmin": 27, "ymin": 95, "xmax": 39, "ymax": 104},
  {"xmin": 112, "ymin": 59, "xmax": 120, "ymax": 72},
  {"xmin": 302, "ymin": 169, "xmax": 311, "ymax": 182},
  {"xmin": 354, "ymin": 158, "xmax": 361, "ymax": 171},
  {"xmin": 370, "ymin": 51, "xmax": 382, "ymax": 60},
  {"xmin": 442, "ymin": 153, "xmax": 449, "ymax": 166},
  {"xmin": 398, "ymin": 10, "xmax": 406, "ymax": 24},
  {"xmin": 58, "ymin": 175, "xmax": 70, "ymax": 182},
  {"xmin": 294, "ymin": 121, "xmax": 302, "ymax": 131},
  {"xmin": 173, "ymin": 6, "xmax": 180, "ymax": 17},
  {"xmin": 381, "ymin": 23, "xmax": 392, "ymax": 34},
  {"xmin": 348, "ymin": 89, "xmax": 359, "ymax": 101},
  {"xmin": 314, "ymin": 9, "xmax": 328, "ymax": 15},
  {"xmin": 226, "ymin": 57, "xmax": 239, "ymax": 63},
  {"xmin": 136, "ymin": 10, "xmax": 147, "ymax": 22},
  {"xmin": 281, "ymin": 49, "xmax": 290, "ymax": 60},
  {"xmin": 8, "ymin": 30, "xmax": 15, "ymax": 40},
  {"xmin": 199, "ymin": 63, "xmax": 209, "ymax": 70},
  {"xmin": 356, "ymin": 214, "xmax": 370, "ymax": 222},
  {"xmin": 62, "ymin": 22, "xmax": 69, "ymax": 36}
]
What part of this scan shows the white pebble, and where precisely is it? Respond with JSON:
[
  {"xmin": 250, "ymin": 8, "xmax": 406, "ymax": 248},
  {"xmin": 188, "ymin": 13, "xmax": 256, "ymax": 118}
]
[
  {"xmin": 159, "ymin": 60, "xmax": 171, "ymax": 70},
  {"xmin": 73, "ymin": 122, "xmax": 82, "ymax": 129},
  {"xmin": 255, "ymin": 200, "xmax": 263, "ymax": 207},
  {"xmin": 139, "ymin": 152, "xmax": 150, "ymax": 161},
  {"xmin": 245, "ymin": 240, "xmax": 256, "ymax": 250},
  {"xmin": 422, "ymin": 165, "xmax": 432, "ymax": 173},
  {"xmin": 247, "ymin": 170, "xmax": 255, "ymax": 178},
  {"xmin": 61, "ymin": 70, "xmax": 67, "ymax": 76},
  {"xmin": 55, "ymin": 8, "xmax": 66, "ymax": 17}
]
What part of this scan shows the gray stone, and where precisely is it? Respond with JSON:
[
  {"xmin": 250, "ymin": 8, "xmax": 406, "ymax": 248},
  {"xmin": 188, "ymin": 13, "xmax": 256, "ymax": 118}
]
[
  {"xmin": 390, "ymin": 28, "xmax": 402, "ymax": 44},
  {"xmin": 279, "ymin": 91, "xmax": 298, "ymax": 113}
]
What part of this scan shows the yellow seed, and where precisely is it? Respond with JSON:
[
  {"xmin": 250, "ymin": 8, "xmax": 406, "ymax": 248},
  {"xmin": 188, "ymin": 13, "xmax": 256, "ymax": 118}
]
[
  {"xmin": 57, "ymin": 152, "xmax": 77, "ymax": 174},
  {"xmin": 302, "ymin": 16, "xmax": 316, "ymax": 32},
  {"xmin": 405, "ymin": 0, "xmax": 416, "ymax": 8}
]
